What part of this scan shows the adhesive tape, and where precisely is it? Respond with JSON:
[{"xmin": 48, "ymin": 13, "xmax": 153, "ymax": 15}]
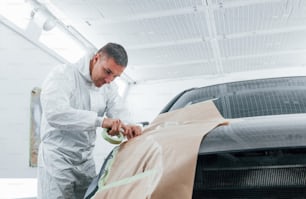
[{"xmin": 102, "ymin": 128, "xmax": 124, "ymax": 145}]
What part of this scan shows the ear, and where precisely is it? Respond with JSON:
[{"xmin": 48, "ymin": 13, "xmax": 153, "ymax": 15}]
[{"xmin": 94, "ymin": 54, "xmax": 99, "ymax": 62}]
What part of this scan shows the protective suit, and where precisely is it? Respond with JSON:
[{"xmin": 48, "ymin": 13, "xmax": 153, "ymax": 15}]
[{"xmin": 37, "ymin": 53, "xmax": 131, "ymax": 199}]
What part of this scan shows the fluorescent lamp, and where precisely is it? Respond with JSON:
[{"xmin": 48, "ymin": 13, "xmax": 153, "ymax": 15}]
[
  {"xmin": 39, "ymin": 26, "xmax": 86, "ymax": 63},
  {"xmin": 31, "ymin": 7, "xmax": 57, "ymax": 31},
  {"xmin": 0, "ymin": 0, "xmax": 32, "ymax": 29}
]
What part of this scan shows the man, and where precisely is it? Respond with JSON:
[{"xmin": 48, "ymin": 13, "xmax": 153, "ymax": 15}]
[{"xmin": 37, "ymin": 43, "xmax": 142, "ymax": 199}]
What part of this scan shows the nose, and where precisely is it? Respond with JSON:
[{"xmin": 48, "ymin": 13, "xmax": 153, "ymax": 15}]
[{"xmin": 105, "ymin": 76, "xmax": 115, "ymax": 84}]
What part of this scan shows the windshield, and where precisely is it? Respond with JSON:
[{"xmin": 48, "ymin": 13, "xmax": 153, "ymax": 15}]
[{"xmin": 162, "ymin": 76, "xmax": 306, "ymax": 118}]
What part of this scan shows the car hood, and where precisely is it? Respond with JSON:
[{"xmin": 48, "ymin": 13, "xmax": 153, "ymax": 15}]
[{"xmin": 199, "ymin": 113, "xmax": 306, "ymax": 155}]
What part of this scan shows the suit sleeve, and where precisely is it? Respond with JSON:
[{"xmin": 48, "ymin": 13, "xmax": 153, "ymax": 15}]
[{"xmin": 40, "ymin": 66, "xmax": 102, "ymax": 132}]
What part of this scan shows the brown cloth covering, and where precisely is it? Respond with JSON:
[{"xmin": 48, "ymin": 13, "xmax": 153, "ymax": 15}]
[{"xmin": 93, "ymin": 100, "xmax": 228, "ymax": 199}]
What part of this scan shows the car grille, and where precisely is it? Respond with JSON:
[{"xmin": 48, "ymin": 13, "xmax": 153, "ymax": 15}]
[{"xmin": 193, "ymin": 148, "xmax": 306, "ymax": 198}]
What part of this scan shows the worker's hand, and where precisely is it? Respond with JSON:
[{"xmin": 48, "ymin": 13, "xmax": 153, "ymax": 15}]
[
  {"xmin": 122, "ymin": 125, "xmax": 142, "ymax": 140},
  {"xmin": 102, "ymin": 118, "xmax": 143, "ymax": 139},
  {"xmin": 102, "ymin": 118, "xmax": 125, "ymax": 136}
]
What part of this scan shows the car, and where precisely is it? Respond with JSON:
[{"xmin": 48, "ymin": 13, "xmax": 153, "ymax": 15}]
[{"xmin": 85, "ymin": 76, "xmax": 306, "ymax": 199}]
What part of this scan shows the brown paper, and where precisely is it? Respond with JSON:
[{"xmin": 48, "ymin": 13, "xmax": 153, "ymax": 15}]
[{"xmin": 93, "ymin": 100, "xmax": 227, "ymax": 199}]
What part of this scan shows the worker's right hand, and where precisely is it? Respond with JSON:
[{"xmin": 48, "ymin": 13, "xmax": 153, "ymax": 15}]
[{"xmin": 123, "ymin": 125, "xmax": 142, "ymax": 140}]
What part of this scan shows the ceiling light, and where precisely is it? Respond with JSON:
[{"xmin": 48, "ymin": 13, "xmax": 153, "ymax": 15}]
[
  {"xmin": 39, "ymin": 26, "xmax": 86, "ymax": 63},
  {"xmin": 31, "ymin": 7, "xmax": 57, "ymax": 31}
]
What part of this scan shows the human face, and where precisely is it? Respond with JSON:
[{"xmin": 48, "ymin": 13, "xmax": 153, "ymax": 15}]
[{"xmin": 90, "ymin": 53, "xmax": 125, "ymax": 87}]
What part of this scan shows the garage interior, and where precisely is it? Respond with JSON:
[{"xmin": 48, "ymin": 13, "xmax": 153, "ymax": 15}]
[{"xmin": 1, "ymin": 0, "xmax": 306, "ymax": 198}]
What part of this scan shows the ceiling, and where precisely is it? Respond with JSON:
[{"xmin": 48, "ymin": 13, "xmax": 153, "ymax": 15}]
[{"xmin": 45, "ymin": 0, "xmax": 306, "ymax": 83}]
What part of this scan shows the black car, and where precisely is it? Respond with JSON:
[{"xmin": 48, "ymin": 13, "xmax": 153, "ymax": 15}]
[
  {"xmin": 86, "ymin": 76, "xmax": 306, "ymax": 199},
  {"xmin": 161, "ymin": 76, "xmax": 306, "ymax": 199}
]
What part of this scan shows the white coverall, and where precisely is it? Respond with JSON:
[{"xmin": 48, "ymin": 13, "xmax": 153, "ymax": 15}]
[{"xmin": 37, "ymin": 54, "xmax": 131, "ymax": 199}]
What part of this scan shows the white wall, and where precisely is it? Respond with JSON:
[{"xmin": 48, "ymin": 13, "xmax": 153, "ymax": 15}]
[{"xmin": 0, "ymin": 22, "xmax": 60, "ymax": 178}]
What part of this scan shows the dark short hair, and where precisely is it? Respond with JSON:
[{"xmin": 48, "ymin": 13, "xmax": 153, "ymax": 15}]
[{"xmin": 97, "ymin": 43, "xmax": 128, "ymax": 67}]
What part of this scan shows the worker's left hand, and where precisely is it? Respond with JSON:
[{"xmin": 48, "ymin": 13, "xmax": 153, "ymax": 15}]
[{"xmin": 122, "ymin": 125, "xmax": 142, "ymax": 140}]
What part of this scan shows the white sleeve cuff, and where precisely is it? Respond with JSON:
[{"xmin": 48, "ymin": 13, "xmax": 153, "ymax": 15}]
[{"xmin": 95, "ymin": 117, "xmax": 104, "ymax": 128}]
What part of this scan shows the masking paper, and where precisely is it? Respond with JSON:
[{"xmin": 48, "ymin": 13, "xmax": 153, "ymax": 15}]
[{"xmin": 93, "ymin": 100, "xmax": 228, "ymax": 199}]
